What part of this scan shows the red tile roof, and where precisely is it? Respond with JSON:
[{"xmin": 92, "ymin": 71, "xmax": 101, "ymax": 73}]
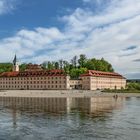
[
  {"xmin": 80, "ymin": 70, "xmax": 125, "ymax": 79},
  {"xmin": 0, "ymin": 69, "xmax": 65, "ymax": 77},
  {"xmin": 0, "ymin": 72, "xmax": 19, "ymax": 77}
]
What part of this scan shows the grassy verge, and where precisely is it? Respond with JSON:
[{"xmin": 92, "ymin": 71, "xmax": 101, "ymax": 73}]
[{"xmin": 102, "ymin": 89, "xmax": 140, "ymax": 93}]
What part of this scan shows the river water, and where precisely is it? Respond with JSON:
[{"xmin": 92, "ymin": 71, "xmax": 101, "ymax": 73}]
[{"xmin": 0, "ymin": 96, "xmax": 140, "ymax": 140}]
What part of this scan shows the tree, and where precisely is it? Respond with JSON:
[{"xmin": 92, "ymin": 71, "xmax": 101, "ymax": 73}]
[
  {"xmin": 70, "ymin": 68, "xmax": 87, "ymax": 79},
  {"xmin": 54, "ymin": 62, "xmax": 59, "ymax": 69},
  {"xmin": 126, "ymin": 82, "xmax": 140, "ymax": 90},
  {"xmin": 85, "ymin": 59, "xmax": 95, "ymax": 70},
  {"xmin": 59, "ymin": 59, "xmax": 63, "ymax": 69},
  {"xmin": 63, "ymin": 61, "xmax": 70, "ymax": 74},
  {"xmin": 84, "ymin": 58, "xmax": 114, "ymax": 72},
  {"xmin": 19, "ymin": 63, "xmax": 27, "ymax": 71},
  {"xmin": 41, "ymin": 61, "xmax": 48, "ymax": 69},
  {"xmin": 71, "ymin": 56, "xmax": 78, "ymax": 68},
  {"xmin": 78, "ymin": 54, "xmax": 87, "ymax": 67},
  {"xmin": 47, "ymin": 61, "xmax": 54, "ymax": 70},
  {"xmin": 0, "ymin": 63, "xmax": 12, "ymax": 72}
]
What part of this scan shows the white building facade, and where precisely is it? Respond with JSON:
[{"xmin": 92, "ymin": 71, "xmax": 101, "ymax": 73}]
[
  {"xmin": 80, "ymin": 70, "xmax": 126, "ymax": 90},
  {"xmin": 0, "ymin": 56, "xmax": 126, "ymax": 90}
]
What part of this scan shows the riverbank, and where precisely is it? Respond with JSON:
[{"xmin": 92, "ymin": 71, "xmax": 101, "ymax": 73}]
[
  {"xmin": 0, "ymin": 90, "xmax": 140, "ymax": 98},
  {"xmin": 103, "ymin": 89, "xmax": 140, "ymax": 93}
]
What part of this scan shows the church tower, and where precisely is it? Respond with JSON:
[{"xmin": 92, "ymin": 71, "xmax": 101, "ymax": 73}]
[{"xmin": 13, "ymin": 54, "xmax": 19, "ymax": 72}]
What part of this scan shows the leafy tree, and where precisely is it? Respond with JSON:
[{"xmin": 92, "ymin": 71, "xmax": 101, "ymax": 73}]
[
  {"xmin": 70, "ymin": 68, "xmax": 87, "ymax": 79},
  {"xmin": 0, "ymin": 63, "xmax": 12, "ymax": 72},
  {"xmin": 71, "ymin": 56, "xmax": 78, "ymax": 68},
  {"xmin": 41, "ymin": 61, "xmax": 48, "ymax": 69},
  {"xmin": 19, "ymin": 63, "xmax": 27, "ymax": 71},
  {"xmin": 47, "ymin": 61, "xmax": 54, "ymax": 70},
  {"xmin": 78, "ymin": 54, "xmax": 87, "ymax": 67},
  {"xmin": 63, "ymin": 61, "xmax": 70, "ymax": 74},
  {"xmin": 126, "ymin": 82, "xmax": 140, "ymax": 90},
  {"xmin": 59, "ymin": 59, "xmax": 63, "ymax": 69},
  {"xmin": 54, "ymin": 62, "xmax": 59, "ymax": 69},
  {"xmin": 84, "ymin": 58, "xmax": 114, "ymax": 72},
  {"xmin": 85, "ymin": 59, "xmax": 95, "ymax": 70}
]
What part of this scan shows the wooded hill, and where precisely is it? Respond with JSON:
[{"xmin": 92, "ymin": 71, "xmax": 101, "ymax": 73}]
[{"xmin": 0, "ymin": 54, "xmax": 114, "ymax": 78}]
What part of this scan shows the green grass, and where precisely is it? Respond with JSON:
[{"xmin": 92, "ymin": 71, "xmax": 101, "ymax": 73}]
[{"xmin": 102, "ymin": 89, "xmax": 140, "ymax": 93}]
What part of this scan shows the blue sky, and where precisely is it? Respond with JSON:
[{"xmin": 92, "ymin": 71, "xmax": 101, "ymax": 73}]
[
  {"xmin": 0, "ymin": 0, "xmax": 140, "ymax": 79},
  {"xmin": 0, "ymin": 0, "xmax": 83, "ymax": 38}
]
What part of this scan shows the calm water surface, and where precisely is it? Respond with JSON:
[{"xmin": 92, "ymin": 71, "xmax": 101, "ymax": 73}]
[{"xmin": 0, "ymin": 97, "xmax": 140, "ymax": 140}]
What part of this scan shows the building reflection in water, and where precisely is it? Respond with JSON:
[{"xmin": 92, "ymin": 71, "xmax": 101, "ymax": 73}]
[{"xmin": 0, "ymin": 96, "xmax": 124, "ymax": 126}]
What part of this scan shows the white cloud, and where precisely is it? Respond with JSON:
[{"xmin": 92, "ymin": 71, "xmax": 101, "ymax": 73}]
[
  {"xmin": 0, "ymin": 0, "xmax": 140, "ymax": 78},
  {"xmin": 0, "ymin": 0, "xmax": 18, "ymax": 15},
  {"xmin": 83, "ymin": 0, "xmax": 104, "ymax": 4}
]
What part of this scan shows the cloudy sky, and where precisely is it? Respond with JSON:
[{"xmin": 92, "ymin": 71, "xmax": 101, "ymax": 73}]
[{"xmin": 0, "ymin": 0, "xmax": 140, "ymax": 79}]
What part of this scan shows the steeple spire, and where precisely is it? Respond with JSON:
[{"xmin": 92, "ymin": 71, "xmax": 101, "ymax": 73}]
[
  {"xmin": 12, "ymin": 54, "xmax": 19, "ymax": 72},
  {"xmin": 13, "ymin": 54, "xmax": 17, "ymax": 65}
]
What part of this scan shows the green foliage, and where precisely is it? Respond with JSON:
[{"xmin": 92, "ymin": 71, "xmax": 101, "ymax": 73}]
[
  {"xmin": 103, "ymin": 82, "xmax": 140, "ymax": 93},
  {"xmin": 0, "ymin": 63, "xmax": 28, "ymax": 72},
  {"xmin": 41, "ymin": 61, "xmax": 48, "ymax": 69},
  {"xmin": 0, "ymin": 63, "xmax": 12, "ymax": 72},
  {"xmin": 59, "ymin": 59, "xmax": 63, "ymax": 69},
  {"xmin": 126, "ymin": 82, "xmax": 140, "ymax": 90},
  {"xmin": 71, "ymin": 56, "xmax": 78, "ymax": 68},
  {"xmin": 54, "ymin": 62, "xmax": 59, "ymax": 69},
  {"xmin": 85, "ymin": 59, "xmax": 95, "ymax": 70},
  {"xmin": 19, "ymin": 63, "xmax": 27, "ymax": 71},
  {"xmin": 47, "ymin": 61, "xmax": 55, "ymax": 70},
  {"xmin": 70, "ymin": 68, "xmax": 87, "ymax": 79},
  {"xmin": 0, "ymin": 54, "xmax": 114, "ymax": 79},
  {"xmin": 63, "ymin": 61, "xmax": 70, "ymax": 74},
  {"xmin": 78, "ymin": 54, "xmax": 87, "ymax": 67},
  {"xmin": 85, "ymin": 58, "xmax": 114, "ymax": 72}
]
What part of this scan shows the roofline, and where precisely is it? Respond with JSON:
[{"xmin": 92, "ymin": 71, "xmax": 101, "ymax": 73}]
[
  {"xmin": 0, "ymin": 69, "xmax": 66, "ymax": 78},
  {"xmin": 80, "ymin": 70, "xmax": 125, "ymax": 79}
]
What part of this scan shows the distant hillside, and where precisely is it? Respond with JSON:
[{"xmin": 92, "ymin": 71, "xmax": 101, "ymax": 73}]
[{"xmin": 127, "ymin": 79, "xmax": 140, "ymax": 83}]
